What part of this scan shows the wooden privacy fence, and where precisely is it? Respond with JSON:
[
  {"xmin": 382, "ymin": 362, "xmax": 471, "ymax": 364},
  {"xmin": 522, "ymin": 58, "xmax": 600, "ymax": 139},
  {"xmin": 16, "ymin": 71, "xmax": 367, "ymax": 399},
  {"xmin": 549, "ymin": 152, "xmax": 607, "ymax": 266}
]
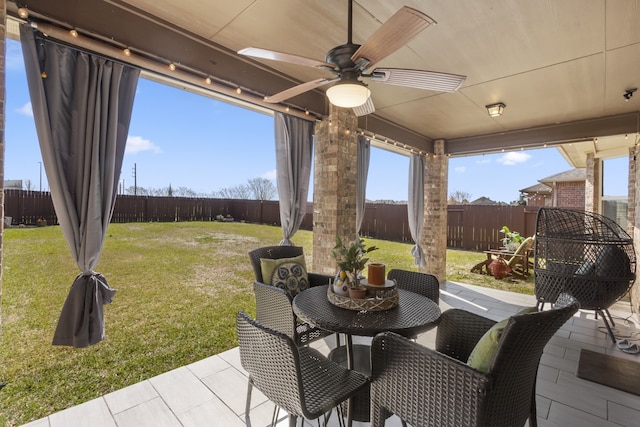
[
  {"xmin": 447, "ymin": 205, "xmax": 539, "ymax": 251},
  {"xmin": 4, "ymin": 189, "xmax": 540, "ymax": 251},
  {"xmin": 4, "ymin": 190, "xmax": 57, "ymax": 226}
]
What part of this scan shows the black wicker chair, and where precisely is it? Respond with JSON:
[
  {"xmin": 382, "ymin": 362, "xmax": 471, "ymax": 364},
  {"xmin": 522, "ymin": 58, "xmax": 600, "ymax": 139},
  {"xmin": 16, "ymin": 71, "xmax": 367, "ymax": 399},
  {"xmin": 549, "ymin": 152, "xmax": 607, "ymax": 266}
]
[
  {"xmin": 370, "ymin": 294, "xmax": 579, "ymax": 427},
  {"xmin": 249, "ymin": 246, "xmax": 333, "ymax": 345},
  {"xmin": 387, "ymin": 269, "xmax": 439, "ymax": 304},
  {"xmin": 387, "ymin": 269, "xmax": 439, "ymax": 342},
  {"xmin": 533, "ymin": 208, "xmax": 636, "ymax": 343},
  {"xmin": 236, "ymin": 311, "xmax": 369, "ymax": 427}
]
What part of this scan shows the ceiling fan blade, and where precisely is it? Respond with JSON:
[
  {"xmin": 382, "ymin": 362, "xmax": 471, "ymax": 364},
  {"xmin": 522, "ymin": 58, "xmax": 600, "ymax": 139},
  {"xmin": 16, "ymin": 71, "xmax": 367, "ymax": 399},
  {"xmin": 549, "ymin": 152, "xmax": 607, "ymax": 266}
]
[
  {"xmin": 264, "ymin": 78, "xmax": 336, "ymax": 103},
  {"xmin": 238, "ymin": 47, "xmax": 336, "ymax": 70},
  {"xmin": 369, "ymin": 68, "xmax": 466, "ymax": 92},
  {"xmin": 351, "ymin": 7, "xmax": 435, "ymax": 70},
  {"xmin": 353, "ymin": 96, "xmax": 375, "ymax": 116}
]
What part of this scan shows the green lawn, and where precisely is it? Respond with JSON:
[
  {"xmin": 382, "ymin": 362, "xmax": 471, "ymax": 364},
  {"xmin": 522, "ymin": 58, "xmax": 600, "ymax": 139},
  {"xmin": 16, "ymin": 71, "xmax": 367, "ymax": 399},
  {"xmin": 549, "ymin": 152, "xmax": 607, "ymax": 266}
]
[{"xmin": 0, "ymin": 222, "xmax": 533, "ymax": 426}]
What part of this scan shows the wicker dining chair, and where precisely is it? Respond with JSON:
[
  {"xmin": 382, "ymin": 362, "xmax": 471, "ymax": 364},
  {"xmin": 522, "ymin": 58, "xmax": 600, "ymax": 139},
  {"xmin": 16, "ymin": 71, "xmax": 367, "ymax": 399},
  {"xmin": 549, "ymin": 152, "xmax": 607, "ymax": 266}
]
[
  {"xmin": 370, "ymin": 293, "xmax": 579, "ymax": 427},
  {"xmin": 533, "ymin": 208, "xmax": 636, "ymax": 343},
  {"xmin": 249, "ymin": 246, "xmax": 333, "ymax": 345},
  {"xmin": 386, "ymin": 269, "xmax": 439, "ymax": 304},
  {"xmin": 386, "ymin": 269, "xmax": 439, "ymax": 342},
  {"xmin": 236, "ymin": 311, "xmax": 369, "ymax": 427}
]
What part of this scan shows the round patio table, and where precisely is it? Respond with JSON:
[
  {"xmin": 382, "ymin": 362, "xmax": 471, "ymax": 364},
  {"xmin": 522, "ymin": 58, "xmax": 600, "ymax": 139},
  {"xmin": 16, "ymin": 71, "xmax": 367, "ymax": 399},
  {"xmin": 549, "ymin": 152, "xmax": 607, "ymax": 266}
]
[
  {"xmin": 293, "ymin": 285, "xmax": 441, "ymax": 425},
  {"xmin": 293, "ymin": 285, "xmax": 441, "ymax": 337}
]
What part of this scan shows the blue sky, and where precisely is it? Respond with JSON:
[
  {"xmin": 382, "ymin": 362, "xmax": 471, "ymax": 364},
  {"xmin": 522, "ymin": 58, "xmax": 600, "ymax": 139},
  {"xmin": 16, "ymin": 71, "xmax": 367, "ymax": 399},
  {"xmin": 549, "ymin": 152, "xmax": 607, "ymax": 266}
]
[{"xmin": 4, "ymin": 39, "xmax": 628, "ymax": 203}]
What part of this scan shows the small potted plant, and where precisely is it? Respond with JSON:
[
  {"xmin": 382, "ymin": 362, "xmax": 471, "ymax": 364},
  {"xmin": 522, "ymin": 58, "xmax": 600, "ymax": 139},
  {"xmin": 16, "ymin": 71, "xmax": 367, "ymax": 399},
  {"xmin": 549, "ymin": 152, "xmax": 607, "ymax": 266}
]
[
  {"xmin": 500, "ymin": 226, "xmax": 524, "ymax": 252},
  {"xmin": 331, "ymin": 236, "xmax": 378, "ymax": 299}
]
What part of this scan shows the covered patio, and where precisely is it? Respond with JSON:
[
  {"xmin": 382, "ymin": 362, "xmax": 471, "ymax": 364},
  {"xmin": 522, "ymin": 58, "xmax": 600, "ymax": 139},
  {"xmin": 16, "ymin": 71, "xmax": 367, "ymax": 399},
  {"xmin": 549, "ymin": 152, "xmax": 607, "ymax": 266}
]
[
  {"xmin": 2, "ymin": 1, "xmax": 640, "ymax": 426},
  {"xmin": 3, "ymin": 0, "xmax": 639, "ymax": 308},
  {"xmin": 19, "ymin": 281, "xmax": 640, "ymax": 427}
]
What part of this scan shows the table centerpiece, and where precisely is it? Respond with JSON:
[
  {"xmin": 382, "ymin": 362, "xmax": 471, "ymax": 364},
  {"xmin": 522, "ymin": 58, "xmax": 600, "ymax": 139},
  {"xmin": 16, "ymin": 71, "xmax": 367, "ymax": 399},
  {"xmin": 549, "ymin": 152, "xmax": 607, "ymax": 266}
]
[
  {"xmin": 331, "ymin": 236, "xmax": 378, "ymax": 298},
  {"xmin": 328, "ymin": 237, "xmax": 399, "ymax": 310}
]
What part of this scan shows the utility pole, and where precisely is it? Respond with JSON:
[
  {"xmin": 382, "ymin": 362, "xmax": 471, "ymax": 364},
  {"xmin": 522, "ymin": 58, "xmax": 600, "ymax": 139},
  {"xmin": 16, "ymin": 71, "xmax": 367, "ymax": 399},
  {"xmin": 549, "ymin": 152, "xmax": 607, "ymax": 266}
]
[
  {"xmin": 38, "ymin": 161, "xmax": 42, "ymax": 191},
  {"xmin": 132, "ymin": 163, "xmax": 137, "ymax": 196}
]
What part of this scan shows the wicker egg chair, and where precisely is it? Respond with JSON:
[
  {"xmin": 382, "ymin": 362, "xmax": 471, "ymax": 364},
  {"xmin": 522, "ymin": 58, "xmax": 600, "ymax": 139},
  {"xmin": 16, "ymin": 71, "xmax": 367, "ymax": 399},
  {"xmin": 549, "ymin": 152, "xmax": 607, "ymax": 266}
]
[{"xmin": 533, "ymin": 208, "xmax": 636, "ymax": 343}]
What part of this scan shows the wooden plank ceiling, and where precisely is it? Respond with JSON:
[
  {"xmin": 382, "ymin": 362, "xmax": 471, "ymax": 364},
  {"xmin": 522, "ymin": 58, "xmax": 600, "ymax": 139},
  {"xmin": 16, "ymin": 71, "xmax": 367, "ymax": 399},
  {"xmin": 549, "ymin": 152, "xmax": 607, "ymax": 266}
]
[{"xmin": 6, "ymin": 0, "xmax": 640, "ymax": 163}]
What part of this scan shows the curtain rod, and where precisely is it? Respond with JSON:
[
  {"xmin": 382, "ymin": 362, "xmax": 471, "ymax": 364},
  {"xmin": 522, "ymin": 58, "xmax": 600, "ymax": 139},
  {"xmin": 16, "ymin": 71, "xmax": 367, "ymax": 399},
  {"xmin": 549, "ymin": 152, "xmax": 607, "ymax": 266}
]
[{"xmin": 29, "ymin": 21, "xmax": 318, "ymax": 123}]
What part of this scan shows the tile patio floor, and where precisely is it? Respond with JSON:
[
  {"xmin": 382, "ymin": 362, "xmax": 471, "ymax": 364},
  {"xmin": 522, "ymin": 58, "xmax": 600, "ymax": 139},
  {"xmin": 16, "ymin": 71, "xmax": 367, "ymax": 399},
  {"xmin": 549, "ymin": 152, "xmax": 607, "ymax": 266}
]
[{"xmin": 20, "ymin": 281, "xmax": 640, "ymax": 427}]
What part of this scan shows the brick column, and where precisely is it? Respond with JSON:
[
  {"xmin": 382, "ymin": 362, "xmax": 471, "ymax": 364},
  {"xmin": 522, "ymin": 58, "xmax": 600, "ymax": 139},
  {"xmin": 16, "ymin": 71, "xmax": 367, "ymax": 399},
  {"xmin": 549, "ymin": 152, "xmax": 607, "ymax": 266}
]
[
  {"xmin": 585, "ymin": 152, "xmax": 600, "ymax": 213},
  {"xmin": 312, "ymin": 105, "xmax": 358, "ymax": 275},
  {"xmin": 630, "ymin": 147, "xmax": 640, "ymax": 321},
  {"xmin": 0, "ymin": 2, "xmax": 6, "ymax": 325},
  {"xmin": 627, "ymin": 147, "xmax": 636, "ymax": 237},
  {"xmin": 422, "ymin": 140, "xmax": 448, "ymax": 283}
]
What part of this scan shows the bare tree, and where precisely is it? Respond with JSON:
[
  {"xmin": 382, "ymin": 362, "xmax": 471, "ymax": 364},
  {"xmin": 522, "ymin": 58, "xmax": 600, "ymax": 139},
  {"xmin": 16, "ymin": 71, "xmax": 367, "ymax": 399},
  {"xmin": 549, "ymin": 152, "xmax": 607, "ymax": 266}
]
[
  {"xmin": 247, "ymin": 177, "xmax": 277, "ymax": 201},
  {"xmin": 24, "ymin": 179, "xmax": 33, "ymax": 191},
  {"xmin": 123, "ymin": 184, "xmax": 205, "ymax": 197},
  {"xmin": 126, "ymin": 186, "xmax": 150, "ymax": 196},
  {"xmin": 217, "ymin": 187, "xmax": 232, "ymax": 199},
  {"xmin": 218, "ymin": 184, "xmax": 251, "ymax": 199},
  {"xmin": 174, "ymin": 186, "xmax": 197, "ymax": 197},
  {"xmin": 448, "ymin": 190, "xmax": 472, "ymax": 205},
  {"xmin": 148, "ymin": 187, "xmax": 165, "ymax": 196}
]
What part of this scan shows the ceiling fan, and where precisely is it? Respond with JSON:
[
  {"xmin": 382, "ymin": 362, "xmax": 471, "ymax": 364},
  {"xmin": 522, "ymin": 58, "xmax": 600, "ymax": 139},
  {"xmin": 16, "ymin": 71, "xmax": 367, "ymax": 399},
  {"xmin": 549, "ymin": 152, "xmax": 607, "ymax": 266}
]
[{"xmin": 238, "ymin": 0, "xmax": 466, "ymax": 116}]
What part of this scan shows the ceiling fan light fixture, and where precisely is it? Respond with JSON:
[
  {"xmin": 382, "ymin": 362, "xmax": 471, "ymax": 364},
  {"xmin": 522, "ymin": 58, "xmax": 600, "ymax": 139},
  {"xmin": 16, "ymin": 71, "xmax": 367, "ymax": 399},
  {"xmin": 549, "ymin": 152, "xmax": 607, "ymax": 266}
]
[
  {"xmin": 486, "ymin": 102, "xmax": 506, "ymax": 117},
  {"xmin": 326, "ymin": 81, "xmax": 371, "ymax": 108}
]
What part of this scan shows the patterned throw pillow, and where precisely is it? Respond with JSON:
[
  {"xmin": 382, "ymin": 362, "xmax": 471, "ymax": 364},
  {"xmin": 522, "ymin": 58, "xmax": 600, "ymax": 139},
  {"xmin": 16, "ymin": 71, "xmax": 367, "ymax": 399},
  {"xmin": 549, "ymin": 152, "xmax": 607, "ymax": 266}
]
[
  {"xmin": 270, "ymin": 261, "xmax": 310, "ymax": 297},
  {"xmin": 260, "ymin": 254, "xmax": 307, "ymax": 284}
]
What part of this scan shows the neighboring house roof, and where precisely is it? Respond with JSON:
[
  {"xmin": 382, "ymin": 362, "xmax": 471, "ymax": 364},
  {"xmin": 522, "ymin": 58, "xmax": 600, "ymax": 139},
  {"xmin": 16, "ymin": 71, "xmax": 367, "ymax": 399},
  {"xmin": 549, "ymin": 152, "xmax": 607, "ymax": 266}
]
[
  {"xmin": 470, "ymin": 196, "xmax": 499, "ymax": 205},
  {"xmin": 538, "ymin": 168, "xmax": 586, "ymax": 185},
  {"xmin": 520, "ymin": 183, "xmax": 552, "ymax": 194}
]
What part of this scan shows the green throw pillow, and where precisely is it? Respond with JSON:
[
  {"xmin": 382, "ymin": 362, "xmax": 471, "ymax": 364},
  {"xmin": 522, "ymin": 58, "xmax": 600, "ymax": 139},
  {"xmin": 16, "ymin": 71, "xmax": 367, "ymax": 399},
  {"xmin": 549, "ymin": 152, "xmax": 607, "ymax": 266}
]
[
  {"xmin": 467, "ymin": 306, "xmax": 538, "ymax": 373},
  {"xmin": 260, "ymin": 255, "xmax": 307, "ymax": 285}
]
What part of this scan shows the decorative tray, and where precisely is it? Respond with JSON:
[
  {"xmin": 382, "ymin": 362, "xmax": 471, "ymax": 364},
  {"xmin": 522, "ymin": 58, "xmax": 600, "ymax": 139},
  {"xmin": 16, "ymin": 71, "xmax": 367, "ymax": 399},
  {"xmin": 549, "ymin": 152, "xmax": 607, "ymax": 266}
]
[
  {"xmin": 360, "ymin": 279, "xmax": 396, "ymax": 290},
  {"xmin": 327, "ymin": 284, "xmax": 398, "ymax": 311}
]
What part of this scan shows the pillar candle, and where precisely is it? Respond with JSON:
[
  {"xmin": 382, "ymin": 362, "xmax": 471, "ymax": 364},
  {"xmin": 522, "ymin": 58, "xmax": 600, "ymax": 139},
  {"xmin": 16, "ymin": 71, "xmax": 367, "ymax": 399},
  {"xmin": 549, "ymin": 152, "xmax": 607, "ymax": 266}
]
[{"xmin": 368, "ymin": 263, "xmax": 386, "ymax": 285}]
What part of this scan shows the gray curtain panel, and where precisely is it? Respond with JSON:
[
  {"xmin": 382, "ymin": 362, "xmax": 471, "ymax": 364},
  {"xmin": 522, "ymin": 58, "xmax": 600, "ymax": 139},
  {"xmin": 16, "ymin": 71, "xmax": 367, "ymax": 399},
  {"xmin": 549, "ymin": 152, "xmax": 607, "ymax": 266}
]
[
  {"xmin": 356, "ymin": 135, "xmax": 370, "ymax": 237},
  {"xmin": 408, "ymin": 154, "xmax": 426, "ymax": 268},
  {"xmin": 20, "ymin": 24, "xmax": 140, "ymax": 347},
  {"xmin": 274, "ymin": 112, "xmax": 313, "ymax": 246}
]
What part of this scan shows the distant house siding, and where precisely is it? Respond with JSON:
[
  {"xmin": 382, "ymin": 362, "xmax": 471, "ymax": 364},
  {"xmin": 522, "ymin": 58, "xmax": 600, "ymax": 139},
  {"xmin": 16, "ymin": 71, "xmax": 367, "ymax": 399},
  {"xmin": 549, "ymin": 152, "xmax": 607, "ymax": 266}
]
[{"xmin": 555, "ymin": 181, "xmax": 585, "ymax": 209}]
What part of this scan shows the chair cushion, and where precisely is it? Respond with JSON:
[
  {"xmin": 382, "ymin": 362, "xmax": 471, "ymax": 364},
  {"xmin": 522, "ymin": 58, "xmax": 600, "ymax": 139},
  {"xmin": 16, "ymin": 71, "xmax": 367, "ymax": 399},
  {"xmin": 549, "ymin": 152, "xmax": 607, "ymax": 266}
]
[
  {"xmin": 595, "ymin": 246, "xmax": 630, "ymax": 277},
  {"xmin": 260, "ymin": 255, "xmax": 309, "ymax": 296},
  {"xmin": 575, "ymin": 261, "xmax": 595, "ymax": 275},
  {"xmin": 467, "ymin": 306, "xmax": 538, "ymax": 373}
]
